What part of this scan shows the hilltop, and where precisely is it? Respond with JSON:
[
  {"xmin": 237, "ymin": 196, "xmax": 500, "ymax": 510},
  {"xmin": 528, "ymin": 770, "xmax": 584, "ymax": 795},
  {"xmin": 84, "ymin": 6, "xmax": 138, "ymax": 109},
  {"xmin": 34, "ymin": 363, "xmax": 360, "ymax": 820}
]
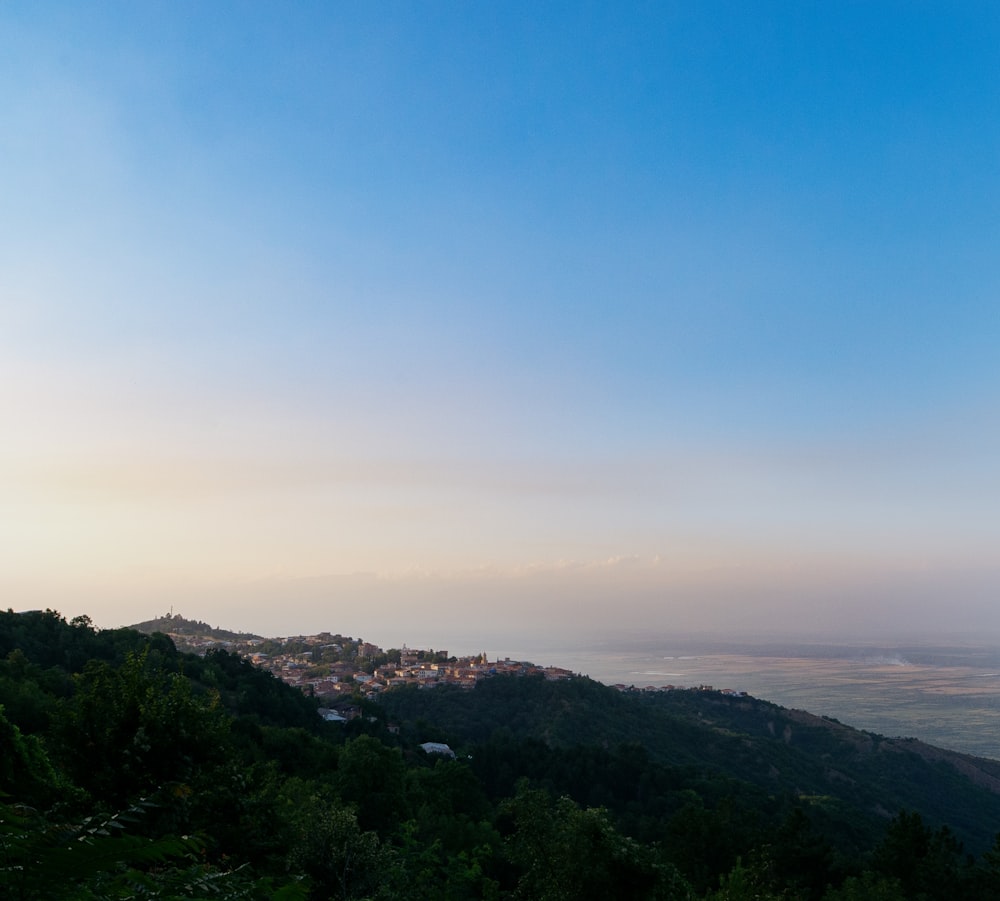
[
  {"xmin": 130, "ymin": 613, "xmax": 574, "ymax": 698},
  {"xmin": 130, "ymin": 611, "xmax": 264, "ymax": 650}
]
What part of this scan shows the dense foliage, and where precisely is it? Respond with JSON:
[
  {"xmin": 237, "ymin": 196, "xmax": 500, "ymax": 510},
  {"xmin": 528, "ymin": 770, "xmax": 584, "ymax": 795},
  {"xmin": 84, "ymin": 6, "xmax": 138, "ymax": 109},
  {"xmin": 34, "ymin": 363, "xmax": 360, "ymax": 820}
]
[{"xmin": 3, "ymin": 608, "xmax": 1000, "ymax": 899}]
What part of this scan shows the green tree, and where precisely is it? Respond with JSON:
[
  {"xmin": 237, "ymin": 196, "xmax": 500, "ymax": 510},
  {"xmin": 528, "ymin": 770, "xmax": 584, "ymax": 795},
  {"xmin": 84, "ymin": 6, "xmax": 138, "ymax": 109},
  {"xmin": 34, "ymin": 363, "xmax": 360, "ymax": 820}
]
[
  {"xmin": 0, "ymin": 705, "xmax": 68, "ymax": 807},
  {"xmin": 502, "ymin": 785, "xmax": 690, "ymax": 901},
  {"xmin": 0, "ymin": 798, "xmax": 305, "ymax": 901},
  {"xmin": 969, "ymin": 831, "xmax": 1000, "ymax": 898},
  {"xmin": 56, "ymin": 650, "xmax": 229, "ymax": 804},
  {"xmin": 705, "ymin": 854, "xmax": 784, "ymax": 901},
  {"xmin": 870, "ymin": 811, "xmax": 970, "ymax": 901},
  {"xmin": 335, "ymin": 735, "xmax": 408, "ymax": 835},
  {"xmin": 277, "ymin": 779, "xmax": 395, "ymax": 901},
  {"xmin": 821, "ymin": 872, "xmax": 906, "ymax": 901}
]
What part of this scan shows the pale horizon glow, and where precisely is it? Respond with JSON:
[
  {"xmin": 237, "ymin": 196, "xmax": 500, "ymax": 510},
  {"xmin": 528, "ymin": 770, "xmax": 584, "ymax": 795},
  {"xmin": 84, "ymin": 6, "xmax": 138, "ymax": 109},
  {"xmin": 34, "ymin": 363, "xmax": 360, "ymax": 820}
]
[{"xmin": 3, "ymin": 4, "xmax": 999, "ymax": 652}]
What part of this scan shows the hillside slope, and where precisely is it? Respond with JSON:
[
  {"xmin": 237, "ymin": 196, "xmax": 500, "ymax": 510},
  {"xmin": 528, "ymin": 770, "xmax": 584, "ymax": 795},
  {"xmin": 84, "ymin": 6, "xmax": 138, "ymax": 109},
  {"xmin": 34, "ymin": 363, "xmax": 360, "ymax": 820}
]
[{"xmin": 378, "ymin": 674, "xmax": 1000, "ymax": 854}]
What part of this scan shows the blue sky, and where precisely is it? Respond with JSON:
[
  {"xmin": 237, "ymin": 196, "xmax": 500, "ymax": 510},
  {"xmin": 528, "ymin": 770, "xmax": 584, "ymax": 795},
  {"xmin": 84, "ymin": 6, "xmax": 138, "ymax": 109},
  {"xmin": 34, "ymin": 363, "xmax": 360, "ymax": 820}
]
[{"xmin": 2, "ymin": 3, "xmax": 998, "ymax": 648}]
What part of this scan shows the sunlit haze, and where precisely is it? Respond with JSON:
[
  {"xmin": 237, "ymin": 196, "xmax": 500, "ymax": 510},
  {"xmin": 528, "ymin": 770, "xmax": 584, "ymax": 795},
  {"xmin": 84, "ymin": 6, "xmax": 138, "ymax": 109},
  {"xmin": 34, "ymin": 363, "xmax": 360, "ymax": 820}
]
[{"xmin": 3, "ymin": 4, "xmax": 999, "ymax": 652}]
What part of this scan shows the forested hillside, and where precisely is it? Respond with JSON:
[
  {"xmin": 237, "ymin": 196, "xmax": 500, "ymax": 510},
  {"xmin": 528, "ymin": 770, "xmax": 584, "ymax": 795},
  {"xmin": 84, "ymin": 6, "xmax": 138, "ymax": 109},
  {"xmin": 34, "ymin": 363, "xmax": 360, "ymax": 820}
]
[
  {"xmin": 379, "ymin": 675, "xmax": 1000, "ymax": 854},
  {"xmin": 4, "ymin": 608, "xmax": 1000, "ymax": 900}
]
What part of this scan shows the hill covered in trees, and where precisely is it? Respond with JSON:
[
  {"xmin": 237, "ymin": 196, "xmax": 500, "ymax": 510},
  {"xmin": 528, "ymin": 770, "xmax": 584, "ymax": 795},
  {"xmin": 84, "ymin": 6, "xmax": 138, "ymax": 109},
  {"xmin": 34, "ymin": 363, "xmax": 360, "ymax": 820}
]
[
  {"xmin": 379, "ymin": 674, "xmax": 1000, "ymax": 855},
  {"xmin": 4, "ymin": 608, "xmax": 1000, "ymax": 900}
]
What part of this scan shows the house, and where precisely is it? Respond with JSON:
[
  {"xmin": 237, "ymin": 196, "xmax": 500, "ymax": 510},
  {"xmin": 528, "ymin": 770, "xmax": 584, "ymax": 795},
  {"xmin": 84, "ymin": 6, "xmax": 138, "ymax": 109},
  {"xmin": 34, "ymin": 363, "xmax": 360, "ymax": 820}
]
[{"xmin": 419, "ymin": 742, "xmax": 456, "ymax": 759}]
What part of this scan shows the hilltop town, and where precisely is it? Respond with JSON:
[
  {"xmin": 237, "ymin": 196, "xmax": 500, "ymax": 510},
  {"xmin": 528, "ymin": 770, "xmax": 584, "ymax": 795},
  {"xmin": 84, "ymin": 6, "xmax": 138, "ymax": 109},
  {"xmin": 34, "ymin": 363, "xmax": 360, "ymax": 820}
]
[
  {"xmin": 131, "ymin": 613, "xmax": 577, "ymax": 704},
  {"xmin": 129, "ymin": 614, "xmax": 745, "ymax": 717}
]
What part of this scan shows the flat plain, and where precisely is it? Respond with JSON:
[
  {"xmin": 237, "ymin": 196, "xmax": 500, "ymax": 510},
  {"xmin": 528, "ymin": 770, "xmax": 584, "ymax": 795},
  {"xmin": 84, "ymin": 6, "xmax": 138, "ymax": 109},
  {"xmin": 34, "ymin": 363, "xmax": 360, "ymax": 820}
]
[{"xmin": 504, "ymin": 638, "xmax": 1000, "ymax": 761}]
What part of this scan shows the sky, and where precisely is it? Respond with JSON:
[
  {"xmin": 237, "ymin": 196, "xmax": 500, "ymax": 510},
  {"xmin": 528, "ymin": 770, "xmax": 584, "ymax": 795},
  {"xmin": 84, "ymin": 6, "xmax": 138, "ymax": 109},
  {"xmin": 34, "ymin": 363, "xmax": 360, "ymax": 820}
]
[{"xmin": 2, "ymin": 2, "xmax": 999, "ymax": 652}]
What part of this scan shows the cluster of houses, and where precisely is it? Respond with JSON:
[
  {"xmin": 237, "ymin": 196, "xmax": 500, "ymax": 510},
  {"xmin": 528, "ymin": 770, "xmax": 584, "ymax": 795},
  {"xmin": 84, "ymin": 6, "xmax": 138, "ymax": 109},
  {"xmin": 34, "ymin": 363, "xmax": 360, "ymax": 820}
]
[
  {"xmin": 614, "ymin": 682, "xmax": 747, "ymax": 697},
  {"xmin": 148, "ymin": 622, "xmax": 744, "ymax": 707},
  {"xmin": 249, "ymin": 641, "xmax": 577, "ymax": 703}
]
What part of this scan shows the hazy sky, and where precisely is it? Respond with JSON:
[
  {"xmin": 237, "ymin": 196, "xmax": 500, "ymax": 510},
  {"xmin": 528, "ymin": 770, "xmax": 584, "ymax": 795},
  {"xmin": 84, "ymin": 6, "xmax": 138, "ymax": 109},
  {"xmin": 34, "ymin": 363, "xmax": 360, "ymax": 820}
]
[{"xmin": 2, "ymin": 3, "xmax": 999, "ymax": 650}]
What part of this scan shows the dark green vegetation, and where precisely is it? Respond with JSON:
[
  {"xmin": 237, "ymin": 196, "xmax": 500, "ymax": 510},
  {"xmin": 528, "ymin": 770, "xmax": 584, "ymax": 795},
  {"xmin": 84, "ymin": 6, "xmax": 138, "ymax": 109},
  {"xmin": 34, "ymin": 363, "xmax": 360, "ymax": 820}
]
[{"xmin": 5, "ymin": 610, "xmax": 1000, "ymax": 899}]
